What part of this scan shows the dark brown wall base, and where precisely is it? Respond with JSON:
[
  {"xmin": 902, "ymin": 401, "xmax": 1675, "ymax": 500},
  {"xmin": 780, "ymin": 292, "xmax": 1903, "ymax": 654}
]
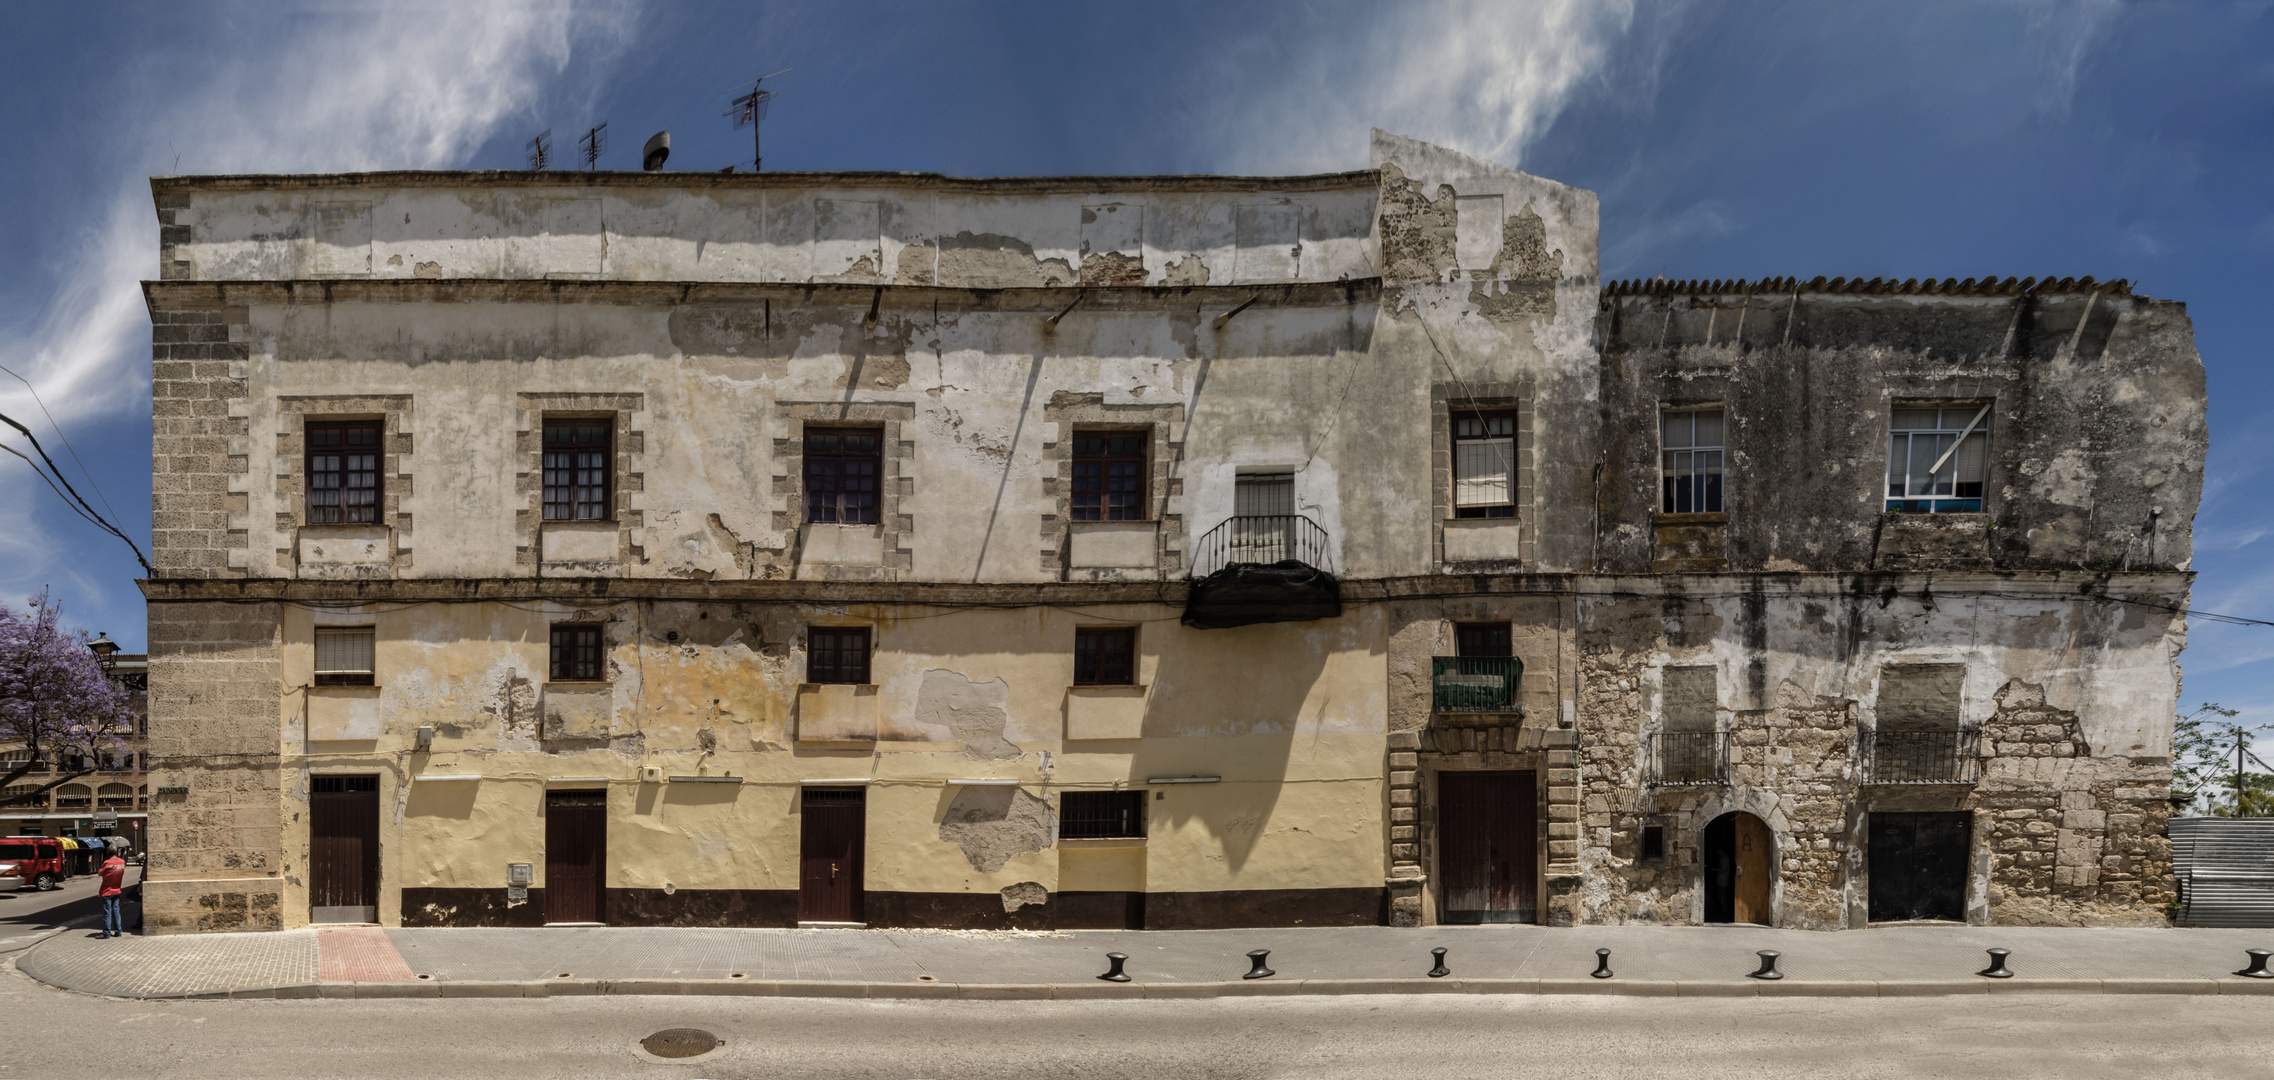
[
  {"xmin": 400, "ymin": 887, "xmax": 548, "ymax": 928},
  {"xmin": 393, "ymin": 886, "xmax": 1381, "ymax": 930}
]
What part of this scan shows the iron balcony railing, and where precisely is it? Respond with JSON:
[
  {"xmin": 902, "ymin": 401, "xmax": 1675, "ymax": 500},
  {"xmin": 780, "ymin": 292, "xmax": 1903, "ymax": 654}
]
[
  {"xmin": 1186, "ymin": 514, "xmax": 1336, "ymax": 580},
  {"xmin": 1432, "ymin": 657, "xmax": 1524, "ymax": 713},
  {"xmin": 1864, "ymin": 729, "xmax": 1982, "ymax": 784},
  {"xmin": 1647, "ymin": 731, "xmax": 1730, "ymax": 786}
]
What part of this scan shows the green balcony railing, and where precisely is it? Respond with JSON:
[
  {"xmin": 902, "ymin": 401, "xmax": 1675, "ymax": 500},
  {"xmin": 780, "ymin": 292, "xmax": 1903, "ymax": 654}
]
[{"xmin": 1432, "ymin": 656, "xmax": 1523, "ymax": 713}]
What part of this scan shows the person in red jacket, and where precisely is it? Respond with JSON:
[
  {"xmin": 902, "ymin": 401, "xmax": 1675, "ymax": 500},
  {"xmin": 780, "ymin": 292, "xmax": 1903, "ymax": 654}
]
[{"xmin": 97, "ymin": 853, "xmax": 126, "ymax": 938}]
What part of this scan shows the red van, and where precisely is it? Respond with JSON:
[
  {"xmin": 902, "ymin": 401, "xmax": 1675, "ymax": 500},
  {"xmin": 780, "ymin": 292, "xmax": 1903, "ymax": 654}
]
[{"xmin": 0, "ymin": 836, "xmax": 67, "ymax": 890}]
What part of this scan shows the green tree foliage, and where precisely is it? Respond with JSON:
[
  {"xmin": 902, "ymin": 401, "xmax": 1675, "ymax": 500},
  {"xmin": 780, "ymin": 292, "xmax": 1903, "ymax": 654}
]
[{"xmin": 2171, "ymin": 703, "xmax": 2274, "ymax": 817}]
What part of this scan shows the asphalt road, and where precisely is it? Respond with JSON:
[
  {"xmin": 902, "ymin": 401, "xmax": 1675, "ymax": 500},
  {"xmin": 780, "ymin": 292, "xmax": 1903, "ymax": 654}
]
[
  {"xmin": 0, "ymin": 872, "xmax": 105, "ymax": 957},
  {"xmin": 0, "ymin": 964, "xmax": 2267, "ymax": 1080}
]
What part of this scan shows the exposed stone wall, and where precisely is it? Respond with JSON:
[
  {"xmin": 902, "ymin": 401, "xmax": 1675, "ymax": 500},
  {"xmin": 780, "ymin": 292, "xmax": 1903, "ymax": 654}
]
[
  {"xmin": 142, "ymin": 600, "xmax": 284, "ymax": 934},
  {"xmin": 150, "ymin": 302, "xmax": 251, "ymax": 578}
]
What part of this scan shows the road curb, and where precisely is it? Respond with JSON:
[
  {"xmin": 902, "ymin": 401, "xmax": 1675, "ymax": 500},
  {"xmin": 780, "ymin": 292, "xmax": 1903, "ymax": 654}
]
[{"xmin": 47, "ymin": 975, "xmax": 2274, "ymax": 1001}]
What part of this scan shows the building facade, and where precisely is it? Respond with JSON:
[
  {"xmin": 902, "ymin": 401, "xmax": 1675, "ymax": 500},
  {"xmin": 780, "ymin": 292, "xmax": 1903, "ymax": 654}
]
[
  {"xmin": 138, "ymin": 131, "xmax": 2204, "ymax": 934},
  {"xmin": 3, "ymin": 651, "xmax": 151, "ymax": 855}
]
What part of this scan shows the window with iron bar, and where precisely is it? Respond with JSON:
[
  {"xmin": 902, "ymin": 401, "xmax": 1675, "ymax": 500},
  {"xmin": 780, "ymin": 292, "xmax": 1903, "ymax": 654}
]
[
  {"xmin": 314, "ymin": 627, "xmax": 375, "ymax": 687},
  {"xmin": 806, "ymin": 626, "xmax": 872, "ymax": 685},
  {"xmin": 549, "ymin": 624, "xmax": 605, "ymax": 682},
  {"xmin": 306, "ymin": 420, "xmax": 382, "ymax": 524},
  {"xmin": 1060, "ymin": 790, "xmax": 1147, "ymax": 839},
  {"xmin": 1452, "ymin": 410, "xmax": 1517, "ymax": 519},
  {"xmin": 805, "ymin": 428, "xmax": 882, "ymax": 524},
  {"xmin": 1071, "ymin": 430, "xmax": 1149, "ymax": 521},
  {"xmin": 542, "ymin": 419, "xmax": 613, "ymax": 521}
]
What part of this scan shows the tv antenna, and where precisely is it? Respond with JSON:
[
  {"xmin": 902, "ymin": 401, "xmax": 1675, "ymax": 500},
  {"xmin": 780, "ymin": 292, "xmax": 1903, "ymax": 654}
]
[
  {"xmin": 725, "ymin": 69, "xmax": 791, "ymax": 171},
  {"xmin": 580, "ymin": 122, "xmax": 608, "ymax": 169},
  {"xmin": 527, "ymin": 129, "xmax": 553, "ymax": 171}
]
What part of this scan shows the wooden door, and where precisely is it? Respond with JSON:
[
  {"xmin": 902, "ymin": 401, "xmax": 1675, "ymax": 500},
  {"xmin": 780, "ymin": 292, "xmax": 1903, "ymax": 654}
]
[
  {"xmin": 1436, "ymin": 771, "xmax": 1538, "ymax": 923},
  {"xmin": 309, "ymin": 775, "xmax": 380, "ymax": 923},
  {"xmin": 1732, "ymin": 812, "xmax": 1774, "ymax": 925},
  {"xmin": 544, "ymin": 790, "xmax": 608, "ymax": 924},
  {"xmin": 1868, "ymin": 811, "xmax": 1970, "ymax": 922},
  {"xmin": 800, "ymin": 787, "xmax": 866, "ymax": 924}
]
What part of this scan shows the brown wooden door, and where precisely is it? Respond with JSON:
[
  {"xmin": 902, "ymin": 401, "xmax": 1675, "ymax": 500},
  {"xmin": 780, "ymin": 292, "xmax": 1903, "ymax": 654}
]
[
  {"xmin": 544, "ymin": 790, "xmax": 608, "ymax": 924},
  {"xmin": 309, "ymin": 775, "xmax": 380, "ymax": 923},
  {"xmin": 1436, "ymin": 771, "xmax": 1538, "ymax": 923},
  {"xmin": 799, "ymin": 787, "xmax": 866, "ymax": 923},
  {"xmin": 1733, "ymin": 812, "xmax": 1774, "ymax": 925}
]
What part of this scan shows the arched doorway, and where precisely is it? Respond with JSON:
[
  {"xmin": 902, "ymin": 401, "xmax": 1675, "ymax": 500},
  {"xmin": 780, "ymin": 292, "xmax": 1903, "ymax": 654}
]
[{"xmin": 1703, "ymin": 811, "xmax": 1774, "ymax": 925}]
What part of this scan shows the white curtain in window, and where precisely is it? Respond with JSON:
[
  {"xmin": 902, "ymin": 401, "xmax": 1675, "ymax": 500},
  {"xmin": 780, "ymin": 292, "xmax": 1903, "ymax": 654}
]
[
  {"xmin": 1456, "ymin": 438, "xmax": 1514, "ymax": 507},
  {"xmin": 315, "ymin": 628, "xmax": 375, "ymax": 675}
]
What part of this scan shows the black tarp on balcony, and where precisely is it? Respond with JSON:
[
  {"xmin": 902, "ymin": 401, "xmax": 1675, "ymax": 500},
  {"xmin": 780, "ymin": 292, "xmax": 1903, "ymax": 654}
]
[{"xmin": 1181, "ymin": 561, "xmax": 1342, "ymax": 628}]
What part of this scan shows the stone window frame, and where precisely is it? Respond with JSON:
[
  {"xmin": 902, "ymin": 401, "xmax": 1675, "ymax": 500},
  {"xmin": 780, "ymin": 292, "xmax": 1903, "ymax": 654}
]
[
  {"xmin": 1430, "ymin": 384, "xmax": 1533, "ymax": 565},
  {"xmin": 1040, "ymin": 395, "xmax": 1186, "ymax": 575},
  {"xmin": 771, "ymin": 401, "xmax": 918, "ymax": 576},
  {"xmin": 1656, "ymin": 402, "xmax": 1728, "ymax": 516},
  {"xmin": 515, "ymin": 393, "xmax": 645, "ymax": 569},
  {"xmin": 273, "ymin": 395, "xmax": 414, "ymax": 572}
]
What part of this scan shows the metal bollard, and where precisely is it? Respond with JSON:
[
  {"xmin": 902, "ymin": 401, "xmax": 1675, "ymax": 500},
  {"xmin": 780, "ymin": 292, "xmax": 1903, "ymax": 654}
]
[
  {"xmin": 1098, "ymin": 952, "xmax": 1131, "ymax": 982},
  {"xmin": 1748, "ymin": 950, "xmax": 1784, "ymax": 980},
  {"xmin": 1591, "ymin": 948, "xmax": 1614, "ymax": 979},
  {"xmin": 2237, "ymin": 949, "xmax": 2274, "ymax": 979},
  {"xmin": 1977, "ymin": 948, "xmax": 2014, "ymax": 979},
  {"xmin": 1427, "ymin": 947, "xmax": 1450, "ymax": 978},
  {"xmin": 1245, "ymin": 949, "xmax": 1276, "ymax": 980}
]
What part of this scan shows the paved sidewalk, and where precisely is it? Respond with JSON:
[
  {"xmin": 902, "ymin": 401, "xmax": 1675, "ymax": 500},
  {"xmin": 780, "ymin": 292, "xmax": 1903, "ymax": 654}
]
[{"xmin": 14, "ymin": 923, "xmax": 2274, "ymax": 1000}]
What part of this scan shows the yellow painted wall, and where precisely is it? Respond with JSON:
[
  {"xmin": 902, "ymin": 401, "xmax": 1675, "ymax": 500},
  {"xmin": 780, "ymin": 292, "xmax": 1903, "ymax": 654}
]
[{"xmin": 270, "ymin": 598, "xmax": 1387, "ymax": 927}]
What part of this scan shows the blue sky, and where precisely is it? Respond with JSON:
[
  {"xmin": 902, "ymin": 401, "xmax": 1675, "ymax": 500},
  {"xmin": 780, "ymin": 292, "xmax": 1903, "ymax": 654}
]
[{"xmin": 1, "ymin": 0, "xmax": 2269, "ymax": 726}]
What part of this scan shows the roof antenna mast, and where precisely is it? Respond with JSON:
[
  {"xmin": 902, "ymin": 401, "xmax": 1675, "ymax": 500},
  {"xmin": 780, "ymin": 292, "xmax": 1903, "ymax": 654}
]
[
  {"xmin": 580, "ymin": 122, "xmax": 608, "ymax": 170},
  {"xmin": 526, "ymin": 129, "xmax": 553, "ymax": 171},
  {"xmin": 725, "ymin": 69, "xmax": 791, "ymax": 172}
]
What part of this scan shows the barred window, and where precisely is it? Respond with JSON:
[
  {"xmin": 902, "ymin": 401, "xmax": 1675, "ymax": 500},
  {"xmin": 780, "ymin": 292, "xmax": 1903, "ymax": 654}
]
[
  {"xmin": 1074, "ymin": 626, "xmax": 1136, "ymax": 685},
  {"xmin": 314, "ymin": 627, "xmax": 376, "ymax": 687},
  {"xmin": 307, "ymin": 420, "xmax": 382, "ymax": 524},
  {"xmin": 1060, "ymin": 790, "xmax": 1147, "ymax": 839},
  {"xmin": 804, "ymin": 428, "xmax": 881, "ymax": 524},
  {"xmin": 1661, "ymin": 408, "xmax": 1724, "ymax": 514},
  {"xmin": 1453, "ymin": 411, "xmax": 1517, "ymax": 519},
  {"xmin": 1072, "ymin": 430, "xmax": 1148, "ymax": 521},
  {"xmin": 1887, "ymin": 404, "xmax": 1989, "ymax": 514},
  {"xmin": 542, "ymin": 420, "xmax": 613, "ymax": 522},
  {"xmin": 549, "ymin": 624, "xmax": 604, "ymax": 682},
  {"xmin": 807, "ymin": 626, "xmax": 872, "ymax": 685},
  {"xmin": 1455, "ymin": 622, "xmax": 1511, "ymax": 658}
]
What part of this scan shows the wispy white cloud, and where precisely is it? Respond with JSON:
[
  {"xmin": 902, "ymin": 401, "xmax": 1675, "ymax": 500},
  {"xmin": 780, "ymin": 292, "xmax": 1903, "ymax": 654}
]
[
  {"xmin": 0, "ymin": 0, "xmax": 635, "ymax": 432},
  {"xmin": 1190, "ymin": 0, "xmax": 1639, "ymax": 175},
  {"xmin": 0, "ymin": 0, "xmax": 637, "ymax": 623},
  {"xmin": 2016, "ymin": 0, "xmax": 2122, "ymax": 118}
]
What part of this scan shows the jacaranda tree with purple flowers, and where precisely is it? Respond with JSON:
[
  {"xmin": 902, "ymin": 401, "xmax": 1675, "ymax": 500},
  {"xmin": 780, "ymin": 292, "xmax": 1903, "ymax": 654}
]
[{"xmin": 0, "ymin": 591, "xmax": 134, "ymax": 809}]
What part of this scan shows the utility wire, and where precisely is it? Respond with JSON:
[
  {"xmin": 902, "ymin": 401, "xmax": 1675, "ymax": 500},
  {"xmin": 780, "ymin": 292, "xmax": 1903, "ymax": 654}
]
[
  {"xmin": 0, "ymin": 408, "xmax": 151, "ymax": 574},
  {"xmin": 0, "ymin": 364, "xmax": 123, "ymax": 527},
  {"xmin": 0, "ymin": 442, "xmax": 116, "ymax": 535}
]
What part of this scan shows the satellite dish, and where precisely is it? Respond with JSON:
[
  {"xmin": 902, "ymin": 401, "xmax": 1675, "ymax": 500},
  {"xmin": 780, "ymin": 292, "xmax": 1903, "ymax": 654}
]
[{"xmin": 643, "ymin": 131, "xmax": 670, "ymax": 171}]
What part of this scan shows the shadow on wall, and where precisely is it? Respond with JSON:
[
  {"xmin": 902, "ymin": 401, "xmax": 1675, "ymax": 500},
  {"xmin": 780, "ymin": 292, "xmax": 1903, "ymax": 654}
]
[{"xmin": 1127, "ymin": 615, "xmax": 1353, "ymax": 875}]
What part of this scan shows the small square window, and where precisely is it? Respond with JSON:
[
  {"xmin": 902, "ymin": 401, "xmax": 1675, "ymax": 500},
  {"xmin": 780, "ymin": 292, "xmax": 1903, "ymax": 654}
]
[
  {"xmin": 1060, "ymin": 790, "xmax": 1147, "ymax": 839},
  {"xmin": 1452, "ymin": 410, "xmax": 1517, "ymax": 519},
  {"xmin": 805, "ymin": 428, "xmax": 883, "ymax": 524},
  {"xmin": 314, "ymin": 627, "xmax": 375, "ymax": 687},
  {"xmin": 1074, "ymin": 626, "xmax": 1136, "ymax": 686},
  {"xmin": 1071, "ymin": 430, "xmax": 1149, "ymax": 522},
  {"xmin": 307, "ymin": 420, "xmax": 383, "ymax": 525},
  {"xmin": 807, "ymin": 626, "xmax": 872, "ymax": 685},
  {"xmin": 549, "ymin": 624, "xmax": 604, "ymax": 682},
  {"xmin": 1640, "ymin": 823, "xmax": 1667, "ymax": 864},
  {"xmin": 542, "ymin": 419, "xmax": 613, "ymax": 522}
]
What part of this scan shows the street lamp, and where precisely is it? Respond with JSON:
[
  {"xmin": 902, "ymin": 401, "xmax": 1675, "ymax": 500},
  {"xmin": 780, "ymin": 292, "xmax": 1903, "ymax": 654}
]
[{"xmin": 88, "ymin": 632, "xmax": 118, "ymax": 670}]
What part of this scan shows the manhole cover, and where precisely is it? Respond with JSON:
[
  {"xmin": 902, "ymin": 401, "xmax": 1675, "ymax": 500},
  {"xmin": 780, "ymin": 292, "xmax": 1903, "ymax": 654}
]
[{"xmin": 642, "ymin": 1028, "xmax": 723, "ymax": 1059}]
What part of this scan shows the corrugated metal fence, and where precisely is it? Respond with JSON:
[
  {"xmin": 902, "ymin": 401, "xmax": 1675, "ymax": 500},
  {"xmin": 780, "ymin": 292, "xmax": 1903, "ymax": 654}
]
[{"xmin": 2172, "ymin": 817, "xmax": 2274, "ymax": 927}]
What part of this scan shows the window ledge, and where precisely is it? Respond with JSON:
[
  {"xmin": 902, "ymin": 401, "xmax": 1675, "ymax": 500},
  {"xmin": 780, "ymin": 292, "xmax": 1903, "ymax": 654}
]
[
  {"xmin": 1652, "ymin": 512, "xmax": 1727, "ymax": 525},
  {"xmin": 311, "ymin": 682, "xmax": 380, "ymax": 692},
  {"xmin": 1058, "ymin": 836, "xmax": 1147, "ymax": 846},
  {"xmin": 1069, "ymin": 683, "xmax": 1146, "ymax": 693},
  {"xmin": 298, "ymin": 522, "xmax": 388, "ymax": 536},
  {"xmin": 543, "ymin": 681, "xmax": 613, "ymax": 690}
]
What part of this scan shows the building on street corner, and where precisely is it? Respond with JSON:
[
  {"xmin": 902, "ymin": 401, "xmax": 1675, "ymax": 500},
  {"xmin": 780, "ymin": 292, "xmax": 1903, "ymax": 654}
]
[{"xmin": 135, "ymin": 131, "xmax": 2204, "ymax": 934}]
